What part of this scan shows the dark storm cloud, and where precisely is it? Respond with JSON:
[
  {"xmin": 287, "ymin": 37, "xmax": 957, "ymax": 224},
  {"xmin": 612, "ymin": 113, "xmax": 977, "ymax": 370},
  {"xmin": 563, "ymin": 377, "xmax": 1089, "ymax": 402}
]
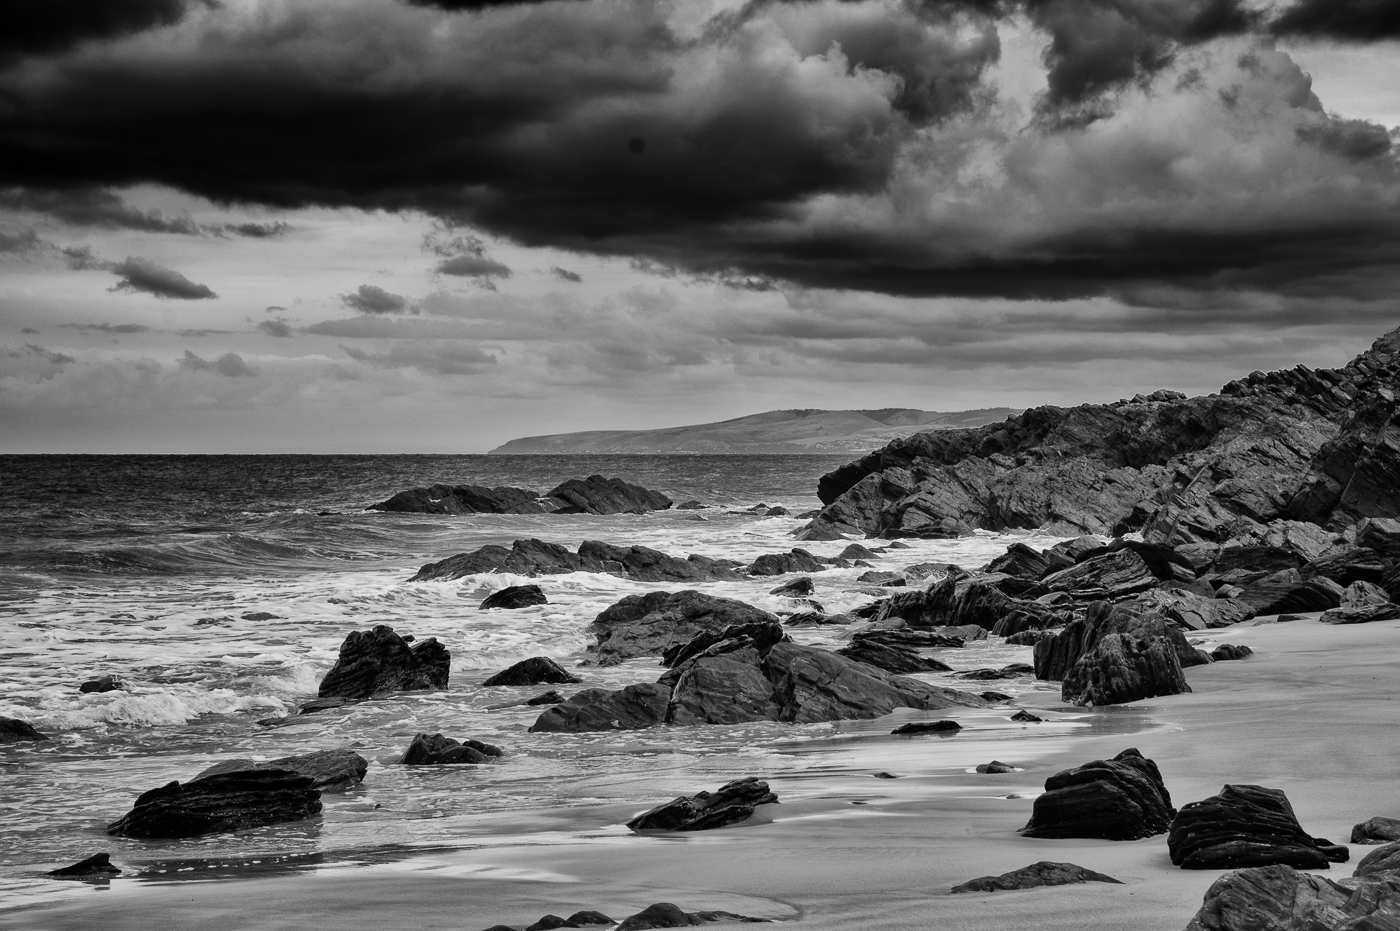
[
  {"xmin": 341, "ymin": 285, "xmax": 411, "ymax": 315},
  {"xmin": 179, "ymin": 349, "xmax": 257, "ymax": 377},
  {"xmin": 258, "ymin": 319, "xmax": 295, "ymax": 337},
  {"xmin": 1270, "ymin": 0, "xmax": 1400, "ymax": 40},
  {"xmin": 0, "ymin": 229, "xmax": 43, "ymax": 254},
  {"xmin": 1, "ymin": 0, "xmax": 207, "ymax": 62},
  {"xmin": 425, "ymin": 231, "xmax": 512, "ymax": 278},
  {"xmin": 551, "ymin": 266, "xmax": 583, "ymax": 282},
  {"xmin": 0, "ymin": 188, "xmax": 202, "ymax": 235},
  {"xmin": 109, "ymin": 256, "xmax": 217, "ymax": 299},
  {"xmin": 1297, "ymin": 117, "xmax": 1394, "ymax": 161}
]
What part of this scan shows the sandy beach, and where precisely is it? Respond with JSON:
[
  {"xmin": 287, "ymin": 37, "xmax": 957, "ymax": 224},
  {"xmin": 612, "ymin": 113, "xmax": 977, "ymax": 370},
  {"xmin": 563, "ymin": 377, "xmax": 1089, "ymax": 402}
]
[{"xmin": 7, "ymin": 612, "xmax": 1397, "ymax": 931}]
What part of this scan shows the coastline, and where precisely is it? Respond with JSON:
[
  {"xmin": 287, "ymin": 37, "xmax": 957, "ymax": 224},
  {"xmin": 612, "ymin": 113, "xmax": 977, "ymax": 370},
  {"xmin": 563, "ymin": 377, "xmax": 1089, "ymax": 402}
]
[{"xmin": 8, "ymin": 612, "xmax": 1396, "ymax": 931}]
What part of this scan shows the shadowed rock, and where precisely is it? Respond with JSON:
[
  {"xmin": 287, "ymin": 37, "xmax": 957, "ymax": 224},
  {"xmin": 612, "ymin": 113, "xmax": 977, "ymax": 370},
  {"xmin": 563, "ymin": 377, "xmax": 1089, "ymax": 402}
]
[
  {"xmin": 107, "ymin": 769, "xmax": 321, "ymax": 838},
  {"xmin": 1168, "ymin": 784, "xmax": 1346, "ymax": 870},
  {"xmin": 769, "ymin": 576, "xmax": 814, "ymax": 597},
  {"xmin": 196, "ymin": 749, "xmax": 368, "ymax": 792},
  {"xmin": 592, "ymin": 591, "xmax": 777, "ymax": 665},
  {"xmin": 665, "ymin": 641, "xmax": 782, "ymax": 726},
  {"xmin": 1236, "ymin": 570, "xmax": 1343, "ymax": 614},
  {"xmin": 949, "ymin": 861, "xmax": 1122, "ymax": 894},
  {"xmin": 482, "ymin": 656, "xmax": 582, "ymax": 687},
  {"xmin": 1060, "ymin": 632, "xmax": 1191, "ymax": 707},
  {"xmin": 547, "ymin": 475, "xmax": 672, "ymax": 514},
  {"xmin": 976, "ymin": 761, "xmax": 1016, "ymax": 773},
  {"xmin": 1181, "ymin": 863, "xmax": 1400, "ymax": 931},
  {"xmin": 0, "ymin": 716, "xmax": 47, "ymax": 743},
  {"xmin": 1021, "ymin": 748, "xmax": 1174, "ymax": 840},
  {"xmin": 1034, "ymin": 601, "xmax": 1205, "ymax": 682},
  {"xmin": 626, "ymin": 777, "xmax": 777, "ymax": 832},
  {"xmin": 662, "ymin": 621, "xmax": 788, "ymax": 669},
  {"xmin": 481, "ymin": 584, "xmax": 548, "ymax": 610},
  {"xmin": 317, "ymin": 625, "xmax": 449, "ymax": 699},
  {"xmin": 1352, "ymin": 817, "xmax": 1400, "ymax": 845},
  {"xmin": 1356, "ymin": 841, "xmax": 1400, "ymax": 876},
  {"xmin": 47, "ymin": 853, "xmax": 121, "ymax": 878},
  {"xmin": 401, "ymin": 732, "xmax": 502, "ymax": 765}
]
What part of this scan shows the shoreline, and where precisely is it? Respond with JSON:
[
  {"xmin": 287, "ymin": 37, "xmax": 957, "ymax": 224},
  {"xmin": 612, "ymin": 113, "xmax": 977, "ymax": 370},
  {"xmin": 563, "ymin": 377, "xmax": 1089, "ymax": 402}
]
[{"xmin": 8, "ymin": 613, "xmax": 1397, "ymax": 930}]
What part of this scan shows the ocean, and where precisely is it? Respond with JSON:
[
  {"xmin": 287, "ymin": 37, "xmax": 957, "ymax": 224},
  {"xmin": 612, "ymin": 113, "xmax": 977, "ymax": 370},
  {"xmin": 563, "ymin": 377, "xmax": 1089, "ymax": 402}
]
[{"xmin": 0, "ymin": 454, "xmax": 1083, "ymax": 906}]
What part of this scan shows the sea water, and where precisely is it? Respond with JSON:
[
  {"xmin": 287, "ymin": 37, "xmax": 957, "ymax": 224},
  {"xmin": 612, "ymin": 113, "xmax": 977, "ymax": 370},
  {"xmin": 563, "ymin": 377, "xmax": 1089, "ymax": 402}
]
[{"xmin": 0, "ymin": 454, "xmax": 1087, "ymax": 897}]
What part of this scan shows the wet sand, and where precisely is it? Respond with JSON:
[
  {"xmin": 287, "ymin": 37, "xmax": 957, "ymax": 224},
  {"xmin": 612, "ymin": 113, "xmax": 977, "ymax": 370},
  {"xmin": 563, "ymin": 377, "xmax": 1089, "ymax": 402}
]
[{"xmin": 8, "ymin": 613, "xmax": 1400, "ymax": 931}]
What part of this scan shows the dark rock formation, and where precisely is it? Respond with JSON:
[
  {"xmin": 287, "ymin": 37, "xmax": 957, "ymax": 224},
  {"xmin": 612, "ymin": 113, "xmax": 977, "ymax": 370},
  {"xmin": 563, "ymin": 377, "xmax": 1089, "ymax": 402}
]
[
  {"xmin": 800, "ymin": 327, "xmax": 1400, "ymax": 541},
  {"xmin": 976, "ymin": 761, "xmax": 1016, "ymax": 773},
  {"xmin": 856, "ymin": 570, "xmax": 902, "ymax": 585},
  {"xmin": 592, "ymin": 591, "xmax": 777, "ymax": 665},
  {"xmin": 840, "ymin": 543, "xmax": 880, "ymax": 561},
  {"xmin": 1021, "ymin": 748, "xmax": 1175, "ymax": 840},
  {"xmin": 615, "ymin": 903, "xmax": 769, "ymax": 930},
  {"xmin": 980, "ymin": 691, "xmax": 1013, "ymax": 702},
  {"xmin": 528, "ymin": 684, "xmax": 671, "ymax": 733},
  {"xmin": 1060, "ymin": 632, "xmax": 1191, "ymax": 707},
  {"xmin": 370, "ymin": 474, "xmax": 670, "ymax": 515},
  {"xmin": 527, "ymin": 690, "xmax": 566, "ymax": 705},
  {"xmin": 985, "ymin": 543, "xmax": 1051, "ymax": 580},
  {"xmin": 79, "ymin": 675, "xmax": 124, "ymax": 694},
  {"xmin": 546, "ymin": 475, "xmax": 673, "ymax": 514},
  {"xmin": 412, "ymin": 538, "xmax": 744, "ymax": 583},
  {"xmin": 1034, "ymin": 601, "xmax": 1204, "ymax": 682},
  {"xmin": 401, "ymin": 732, "xmax": 502, "ymax": 765},
  {"xmin": 748, "ymin": 549, "xmax": 826, "ymax": 576},
  {"xmin": 1181, "ymin": 863, "xmax": 1400, "ymax": 931},
  {"xmin": 317, "ymin": 625, "xmax": 449, "ymax": 699},
  {"xmin": 1352, "ymin": 817, "xmax": 1400, "ymax": 845},
  {"xmin": 1010, "ymin": 710, "xmax": 1043, "ymax": 722},
  {"xmin": 47, "ymin": 853, "xmax": 121, "ymax": 878},
  {"xmin": 482, "ymin": 656, "xmax": 582, "ymax": 687},
  {"xmin": 1342, "ymin": 580, "xmax": 1392, "ymax": 606},
  {"xmin": 1210, "ymin": 643, "xmax": 1253, "ymax": 661},
  {"xmin": 871, "ymin": 575, "xmax": 1056, "ymax": 632},
  {"xmin": 1236, "ymin": 570, "xmax": 1343, "ymax": 614},
  {"xmin": 1132, "ymin": 588, "xmax": 1255, "ymax": 630},
  {"xmin": 196, "ymin": 749, "xmax": 368, "ymax": 792},
  {"xmin": 1321, "ymin": 603, "xmax": 1400, "ymax": 624},
  {"xmin": 625, "ymin": 777, "xmax": 777, "ymax": 832},
  {"xmin": 851, "ymin": 628, "xmax": 965, "ymax": 650},
  {"xmin": 665, "ymin": 642, "xmax": 781, "ymax": 726},
  {"xmin": 1168, "ymin": 784, "xmax": 1345, "ymax": 870},
  {"xmin": 1356, "ymin": 841, "xmax": 1400, "ymax": 877},
  {"xmin": 481, "ymin": 585, "xmax": 548, "ymax": 610},
  {"xmin": 949, "ymin": 861, "xmax": 1122, "ymax": 894},
  {"xmin": 106, "ymin": 769, "xmax": 321, "ymax": 838},
  {"xmin": 769, "ymin": 576, "xmax": 814, "ymax": 597},
  {"xmin": 662, "ymin": 621, "xmax": 788, "ymax": 670},
  {"xmin": 891, "ymin": 720, "xmax": 960, "ymax": 735},
  {"xmin": 763, "ymin": 642, "xmax": 983, "ymax": 724},
  {"xmin": 1302, "ymin": 545, "xmax": 1390, "ymax": 587},
  {"xmin": 0, "ymin": 716, "xmax": 47, "ymax": 743},
  {"xmin": 835, "ymin": 639, "xmax": 951, "ymax": 674},
  {"xmin": 1005, "ymin": 629, "xmax": 1049, "ymax": 646}
]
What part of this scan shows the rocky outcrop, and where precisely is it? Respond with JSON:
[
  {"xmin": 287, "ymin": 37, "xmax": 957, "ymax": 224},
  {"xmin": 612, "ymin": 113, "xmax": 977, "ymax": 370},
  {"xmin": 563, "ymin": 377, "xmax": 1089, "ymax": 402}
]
[
  {"xmin": 0, "ymin": 716, "xmax": 47, "ymax": 743},
  {"xmin": 317, "ymin": 625, "xmax": 449, "ymax": 699},
  {"xmin": 764, "ymin": 642, "xmax": 983, "ymax": 724},
  {"xmin": 106, "ymin": 769, "xmax": 321, "ymax": 838},
  {"xmin": 625, "ymin": 777, "xmax": 777, "ymax": 831},
  {"xmin": 481, "ymin": 584, "xmax": 548, "ymax": 609},
  {"xmin": 615, "ymin": 903, "xmax": 770, "ymax": 930},
  {"xmin": 528, "ymin": 683, "xmax": 672, "ymax": 733},
  {"xmin": 1321, "ymin": 603, "xmax": 1400, "ymax": 624},
  {"xmin": 1060, "ymin": 632, "xmax": 1191, "ymax": 707},
  {"xmin": 1034, "ymin": 601, "xmax": 1204, "ymax": 682},
  {"xmin": 835, "ymin": 639, "xmax": 951, "ymax": 674},
  {"xmin": 592, "ymin": 591, "xmax": 778, "ymax": 665},
  {"xmin": 1352, "ymin": 817, "xmax": 1400, "ymax": 845},
  {"xmin": 800, "ymin": 327, "xmax": 1400, "ymax": 541},
  {"xmin": 870, "ymin": 575, "xmax": 1059, "ymax": 632},
  {"xmin": 195, "ymin": 749, "xmax": 368, "ymax": 792},
  {"xmin": 1182, "ymin": 863, "xmax": 1400, "ymax": 931},
  {"xmin": 370, "ymin": 474, "xmax": 671, "ymax": 515},
  {"xmin": 482, "ymin": 656, "xmax": 581, "ymax": 687},
  {"xmin": 662, "ymin": 621, "xmax": 788, "ymax": 669},
  {"xmin": 1235, "ymin": 571, "xmax": 1342, "ymax": 614},
  {"xmin": 1356, "ymin": 841, "xmax": 1400, "ymax": 877},
  {"xmin": 48, "ymin": 853, "xmax": 121, "ymax": 878},
  {"xmin": 949, "ymin": 861, "xmax": 1122, "ymax": 894},
  {"xmin": 769, "ymin": 576, "xmax": 814, "ymax": 597},
  {"xmin": 411, "ymin": 539, "xmax": 744, "ymax": 583},
  {"xmin": 976, "ymin": 760, "xmax": 1017, "ymax": 773},
  {"xmin": 1021, "ymin": 748, "xmax": 1175, "ymax": 840},
  {"xmin": 1168, "ymin": 784, "xmax": 1346, "ymax": 870},
  {"xmin": 401, "ymin": 732, "xmax": 502, "ymax": 765}
]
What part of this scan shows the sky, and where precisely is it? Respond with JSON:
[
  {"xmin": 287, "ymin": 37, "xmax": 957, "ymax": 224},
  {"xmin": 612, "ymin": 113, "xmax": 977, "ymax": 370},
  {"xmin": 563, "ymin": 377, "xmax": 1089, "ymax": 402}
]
[{"xmin": 1, "ymin": 0, "xmax": 1398, "ymax": 453}]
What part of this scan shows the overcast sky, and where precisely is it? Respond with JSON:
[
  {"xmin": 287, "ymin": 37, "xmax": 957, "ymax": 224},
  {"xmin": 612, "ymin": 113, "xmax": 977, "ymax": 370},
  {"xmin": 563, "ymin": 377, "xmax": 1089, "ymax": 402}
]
[{"xmin": 2, "ymin": 0, "xmax": 1398, "ymax": 453}]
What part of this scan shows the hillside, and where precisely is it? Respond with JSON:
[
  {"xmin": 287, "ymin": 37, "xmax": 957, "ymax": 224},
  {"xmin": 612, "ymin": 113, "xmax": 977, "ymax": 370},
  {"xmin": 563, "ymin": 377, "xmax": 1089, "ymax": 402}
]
[{"xmin": 487, "ymin": 407, "xmax": 1019, "ymax": 455}]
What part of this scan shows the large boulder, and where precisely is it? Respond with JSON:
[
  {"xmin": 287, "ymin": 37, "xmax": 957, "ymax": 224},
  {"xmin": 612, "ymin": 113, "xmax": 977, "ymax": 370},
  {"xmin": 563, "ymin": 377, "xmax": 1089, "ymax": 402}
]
[
  {"xmin": 1168, "ymin": 784, "xmax": 1346, "ymax": 870},
  {"xmin": 1034, "ymin": 601, "xmax": 1204, "ymax": 681},
  {"xmin": 545, "ymin": 475, "xmax": 672, "ymax": 514},
  {"xmin": 872, "ymin": 575, "xmax": 1054, "ymax": 631},
  {"xmin": 528, "ymin": 684, "xmax": 671, "ymax": 733},
  {"xmin": 1021, "ymin": 748, "xmax": 1175, "ymax": 840},
  {"xmin": 107, "ymin": 769, "xmax": 321, "ymax": 838},
  {"xmin": 195, "ymin": 749, "xmax": 368, "ymax": 792},
  {"xmin": 1352, "ymin": 817, "xmax": 1400, "ymax": 845},
  {"xmin": 481, "ymin": 584, "xmax": 548, "ymax": 610},
  {"xmin": 984, "ymin": 543, "xmax": 1052, "ymax": 580},
  {"xmin": 1060, "ymin": 632, "xmax": 1191, "ymax": 707},
  {"xmin": 625, "ymin": 777, "xmax": 777, "ymax": 832},
  {"xmin": 317, "ymin": 625, "xmax": 449, "ymax": 699},
  {"xmin": 1302, "ymin": 545, "xmax": 1391, "ymax": 587},
  {"xmin": 1321, "ymin": 603, "xmax": 1400, "ymax": 624},
  {"xmin": 1356, "ymin": 841, "xmax": 1400, "ymax": 877},
  {"xmin": 763, "ymin": 642, "xmax": 982, "ymax": 724},
  {"xmin": 1041, "ymin": 547, "xmax": 1162, "ymax": 599},
  {"xmin": 748, "ymin": 549, "xmax": 827, "ymax": 576},
  {"xmin": 949, "ymin": 861, "xmax": 1123, "ymax": 894},
  {"xmin": 615, "ymin": 903, "xmax": 768, "ymax": 931},
  {"xmin": 482, "ymin": 656, "xmax": 581, "ymax": 687},
  {"xmin": 48, "ymin": 853, "xmax": 121, "ymax": 878},
  {"xmin": 1182, "ymin": 863, "xmax": 1400, "ymax": 931},
  {"xmin": 661, "ymin": 621, "xmax": 788, "ymax": 669},
  {"xmin": 591, "ymin": 591, "xmax": 777, "ymax": 665},
  {"xmin": 0, "ymin": 716, "xmax": 47, "ymax": 743},
  {"xmin": 1132, "ymin": 588, "xmax": 1255, "ymax": 630},
  {"xmin": 665, "ymin": 642, "xmax": 782, "ymax": 726}
]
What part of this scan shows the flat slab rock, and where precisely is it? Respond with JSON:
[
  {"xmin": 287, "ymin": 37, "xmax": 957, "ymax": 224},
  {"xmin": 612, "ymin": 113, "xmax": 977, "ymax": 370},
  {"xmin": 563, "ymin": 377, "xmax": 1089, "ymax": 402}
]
[
  {"xmin": 1182, "ymin": 863, "xmax": 1400, "ymax": 931},
  {"xmin": 195, "ymin": 748, "xmax": 368, "ymax": 792},
  {"xmin": 1021, "ymin": 747, "xmax": 1175, "ymax": 841},
  {"xmin": 317, "ymin": 625, "xmax": 449, "ymax": 700},
  {"xmin": 949, "ymin": 861, "xmax": 1123, "ymax": 894},
  {"xmin": 1168, "ymin": 783, "xmax": 1347, "ymax": 870},
  {"xmin": 626, "ymin": 777, "xmax": 777, "ymax": 832},
  {"xmin": 107, "ymin": 769, "xmax": 321, "ymax": 838},
  {"xmin": 482, "ymin": 656, "xmax": 581, "ymax": 687}
]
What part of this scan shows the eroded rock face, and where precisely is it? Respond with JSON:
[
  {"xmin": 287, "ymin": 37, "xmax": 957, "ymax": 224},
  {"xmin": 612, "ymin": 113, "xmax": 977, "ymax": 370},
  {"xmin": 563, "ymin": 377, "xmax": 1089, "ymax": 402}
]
[
  {"xmin": 1168, "ymin": 784, "xmax": 1345, "ymax": 870},
  {"xmin": 1321, "ymin": 603, "xmax": 1400, "ymax": 625},
  {"xmin": 835, "ymin": 639, "xmax": 951, "ymax": 675},
  {"xmin": 591, "ymin": 591, "xmax": 777, "ymax": 665},
  {"xmin": 317, "ymin": 625, "xmax": 449, "ymax": 699},
  {"xmin": 195, "ymin": 749, "xmax": 368, "ymax": 792},
  {"xmin": 625, "ymin": 777, "xmax": 777, "ymax": 832},
  {"xmin": 949, "ymin": 861, "xmax": 1123, "ymax": 894},
  {"xmin": 107, "ymin": 769, "xmax": 321, "ymax": 838},
  {"xmin": 1021, "ymin": 748, "xmax": 1175, "ymax": 841},
  {"xmin": 1182, "ymin": 863, "xmax": 1400, "ymax": 931},
  {"xmin": 1060, "ymin": 632, "xmax": 1191, "ymax": 707},
  {"xmin": 481, "ymin": 656, "xmax": 581, "ymax": 687},
  {"xmin": 1210, "ymin": 643, "xmax": 1253, "ymax": 661}
]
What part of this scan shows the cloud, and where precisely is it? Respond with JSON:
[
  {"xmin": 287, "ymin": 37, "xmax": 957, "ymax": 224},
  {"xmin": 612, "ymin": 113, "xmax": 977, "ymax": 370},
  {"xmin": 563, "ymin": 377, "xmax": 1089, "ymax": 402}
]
[
  {"xmin": 61, "ymin": 245, "xmax": 105, "ymax": 270},
  {"xmin": 176, "ymin": 327, "xmax": 229, "ymax": 336},
  {"xmin": 550, "ymin": 266, "xmax": 582, "ymax": 282},
  {"xmin": 424, "ymin": 230, "xmax": 512, "ymax": 279},
  {"xmin": 342, "ymin": 341, "xmax": 497, "ymax": 375},
  {"xmin": 108, "ymin": 256, "xmax": 217, "ymax": 299},
  {"xmin": 0, "ymin": 188, "xmax": 202, "ymax": 235},
  {"xmin": 59, "ymin": 322, "xmax": 153, "ymax": 334},
  {"xmin": 0, "ymin": 229, "xmax": 43, "ymax": 254},
  {"xmin": 258, "ymin": 318, "xmax": 295, "ymax": 337},
  {"xmin": 1, "ymin": 0, "xmax": 208, "ymax": 62},
  {"xmin": 1270, "ymin": 0, "xmax": 1400, "ymax": 40},
  {"xmin": 179, "ymin": 349, "xmax": 257, "ymax": 377},
  {"xmin": 222, "ymin": 221, "xmax": 290, "ymax": 238},
  {"xmin": 340, "ymin": 284, "xmax": 410, "ymax": 315}
]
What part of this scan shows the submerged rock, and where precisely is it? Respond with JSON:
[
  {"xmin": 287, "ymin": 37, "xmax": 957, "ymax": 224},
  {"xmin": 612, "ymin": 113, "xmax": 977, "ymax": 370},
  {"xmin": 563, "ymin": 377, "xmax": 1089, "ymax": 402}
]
[
  {"xmin": 196, "ymin": 749, "xmax": 368, "ymax": 792},
  {"xmin": 47, "ymin": 853, "xmax": 121, "ymax": 878},
  {"xmin": 107, "ymin": 769, "xmax": 321, "ymax": 838},
  {"xmin": 949, "ymin": 861, "xmax": 1122, "ymax": 894},
  {"xmin": 768, "ymin": 576, "xmax": 814, "ymax": 597},
  {"xmin": 1168, "ymin": 784, "xmax": 1345, "ymax": 870},
  {"xmin": 546, "ymin": 475, "xmax": 672, "ymax": 514},
  {"xmin": 835, "ymin": 639, "xmax": 951, "ymax": 675},
  {"xmin": 401, "ymin": 733, "xmax": 502, "ymax": 765},
  {"xmin": 0, "ymin": 716, "xmax": 47, "ymax": 743},
  {"xmin": 976, "ymin": 761, "xmax": 1017, "ymax": 774},
  {"xmin": 1021, "ymin": 748, "xmax": 1175, "ymax": 841},
  {"xmin": 480, "ymin": 584, "xmax": 548, "ymax": 610},
  {"xmin": 891, "ymin": 720, "xmax": 960, "ymax": 735},
  {"xmin": 625, "ymin": 777, "xmax": 777, "ymax": 832},
  {"xmin": 78, "ymin": 675, "xmax": 124, "ymax": 694},
  {"xmin": 748, "ymin": 549, "xmax": 827, "ymax": 577},
  {"xmin": 482, "ymin": 656, "xmax": 582, "ymax": 687},
  {"xmin": 317, "ymin": 625, "xmax": 449, "ymax": 699}
]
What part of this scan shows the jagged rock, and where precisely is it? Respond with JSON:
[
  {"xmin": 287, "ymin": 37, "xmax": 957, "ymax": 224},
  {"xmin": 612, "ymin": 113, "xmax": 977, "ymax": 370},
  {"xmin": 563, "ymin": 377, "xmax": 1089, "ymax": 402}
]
[
  {"xmin": 1011, "ymin": 709, "xmax": 1043, "ymax": 722},
  {"xmin": 1168, "ymin": 784, "xmax": 1345, "ymax": 870},
  {"xmin": 528, "ymin": 683, "xmax": 671, "ymax": 733},
  {"xmin": 891, "ymin": 720, "xmax": 960, "ymax": 735},
  {"xmin": 1045, "ymin": 536, "xmax": 1105, "ymax": 569},
  {"xmin": 981, "ymin": 691, "xmax": 1013, "ymax": 702},
  {"xmin": 1342, "ymin": 580, "xmax": 1392, "ymax": 606},
  {"xmin": 1132, "ymin": 588, "xmax": 1255, "ymax": 630},
  {"xmin": 107, "ymin": 769, "xmax": 321, "ymax": 838},
  {"xmin": 482, "ymin": 656, "xmax": 582, "ymax": 687},
  {"xmin": 592, "ymin": 591, "xmax": 778, "ymax": 665},
  {"xmin": 663, "ymin": 621, "xmax": 788, "ymax": 669},
  {"xmin": 769, "ymin": 576, "xmax": 814, "ymax": 597},
  {"xmin": 1236, "ymin": 570, "xmax": 1343, "ymax": 614},
  {"xmin": 985, "ymin": 543, "xmax": 1051, "ymax": 579},
  {"xmin": 1352, "ymin": 817, "xmax": 1400, "ymax": 845},
  {"xmin": 851, "ymin": 628, "xmax": 965, "ymax": 649},
  {"xmin": 835, "ymin": 640, "xmax": 951, "ymax": 674},
  {"xmin": 615, "ymin": 903, "xmax": 768, "ymax": 930},
  {"xmin": 1021, "ymin": 748, "xmax": 1175, "ymax": 840},
  {"xmin": 1358, "ymin": 517, "xmax": 1400, "ymax": 558},
  {"xmin": 904, "ymin": 562, "xmax": 963, "ymax": 582},
  {"xmin": 936, "ymin": 624, "xmax": 989, "ymax": 640},
  {"xmin": 949, "ymin": 861, "xmax": 1122, "ymax": 894},
  {"xmin": 401, "ymin": 733, "xmax": 502, "ymax": 765},
  {"xmin": 872, "ymin": 575, "xmax": 1052, "ymax": 632},
  {"xmin": 1302, "ymin": 545, "xmax": 1391, "ymax": 587},
  {"xmin": 1060, "ymin": 632, "xmax": 1190, "ymax": 707},
  {"xmin": 1356, "ymin": 841, "xmax": 1400, "ymax": 876},
  {"xmin": 664, "ymin": 641, "xmax": 781, "ymax": 726},
  {"xmin": 317, "ymin": 625, "xmax": 449, "ymax": 699},
  {"xmin": 748, "ymin": 549, "xmax": 826, "ymax": 576},
  {"xmin": 976, "ymin": 761, "xmax": 1017, "ymax": 773},
  {"xmin": 1210, "ymin": 643, "xmax": 1254, "ymax": 661},
  {"xmin": 1005, "ymin": 629, "xmax": 1049, "ymax": 646},
  {"xmin": 783, "ymin": 610, "xmax": 850, "ymax": 626},
  {"xmin": 0, "ymin": 716, "xmax": 47, "ymax": 743},
  {"xmin": 196, "ymin": 749, "xmax": 368, "ymax": 792},
  {"xmin": 765, "ymin": 506, "xmax": 790, "ymax": 517},
  {"xmin": 1041, "ymin": 547, "xmax": 1161, "ymax": 600},
  {"xmin": 79, "ymin": 675, "xmax": 124, "ymax": 694},
  {"xmin": 47, "ymin": 853, "xmax": 121, "ymax": 878},
  {"xmin": 626, "ymin": 777, "xmax": 777, "ymax": 832},
  {"xmin": 1181, "ymin": 863, "xmax": 1400, "ymax": 931},
  {"xmin": 481, "ymin": 585, "xmax": 548, "ymax": 610},
  {"xmin": 1321, "ymin": 603, "xmax": 1400, "ymax": 624},
  {"xmin": 856, "ymin": 570, "xmax": 902, "ymax": 585},
  {"xmin": 546, "ymin": 475, "xmax": 673, "ymax": 514},
  {"xmin": 677, "ymin": 500, "xmax": 706, "ymax": 510},
  {"xmin": 412, "ymin": 539, "xmax": 744, "ymax": 583},
  {"xmin": 1034, "ymin": 601, "xmax": 1206, "ymax": 681}
]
